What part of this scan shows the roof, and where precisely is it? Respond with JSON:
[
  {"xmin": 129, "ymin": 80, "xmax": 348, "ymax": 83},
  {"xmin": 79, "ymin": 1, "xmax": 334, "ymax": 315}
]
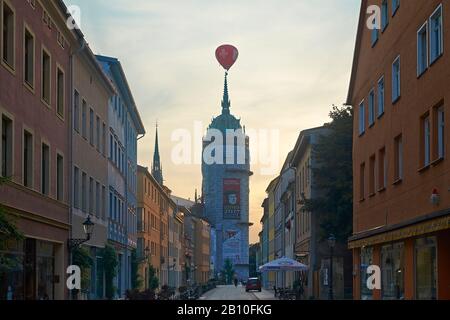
[
  {"xmin": 291, "ymin": 126, "xmax": 328, "ymax": 165},
  {"xmin": 96, "ymin": 55, "xmax": 146, "ymax": 134},
  {"xmin": 137, "ymin": 165, "xmax": 175, "ymax": 206},
  {"xmin": 265, "ymin": 176, "xmax": 280, "ymax": 193},
  {"xmin": 51, "ymin": 2, "xmax": 116, "ymax": 97},
  {"xmin": 346, "ymin": 0, "xmax": 367, "ymax": 105},
  {"xmin": 171, "ymin": 195, "xmax": 195, "ymax": 209}
]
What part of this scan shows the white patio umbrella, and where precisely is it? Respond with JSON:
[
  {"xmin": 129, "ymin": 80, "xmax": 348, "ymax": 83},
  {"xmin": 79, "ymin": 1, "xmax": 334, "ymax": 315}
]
[{"xmin": 259, "ymin": 257, "xmax": 308, "ymax": 272}]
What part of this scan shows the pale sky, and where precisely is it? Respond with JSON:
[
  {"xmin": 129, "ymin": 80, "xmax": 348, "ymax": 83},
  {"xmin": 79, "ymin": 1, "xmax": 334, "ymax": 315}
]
[{"xmin": 68, "ymin": 0, "xmax": 360, "ymax": 243}]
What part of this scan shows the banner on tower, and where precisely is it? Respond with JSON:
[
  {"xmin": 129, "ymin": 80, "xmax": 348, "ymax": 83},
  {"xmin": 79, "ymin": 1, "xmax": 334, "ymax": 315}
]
[
  {"xmin": 223, "ymin": 229, "xmax": 242, "ymax": 265},
  {"xmin": 223, "ymin": 179, "xmax": 241, "ymax": 219}
]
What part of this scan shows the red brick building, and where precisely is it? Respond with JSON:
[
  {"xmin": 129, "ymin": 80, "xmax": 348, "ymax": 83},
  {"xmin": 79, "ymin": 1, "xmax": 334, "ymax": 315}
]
[
  {"xmin": 348, "ymin": 0, "xmax": 450, "ymax": 300},
  {"xmin": 0, "ymin": 0, "xmax": 77, "ymax": 299}
]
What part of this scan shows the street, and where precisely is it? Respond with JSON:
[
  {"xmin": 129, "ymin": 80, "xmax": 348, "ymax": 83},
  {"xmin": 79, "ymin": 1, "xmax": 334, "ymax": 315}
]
[{"xmin": 200, "ymin": 285, "xmax": 275, "ymax": 300}]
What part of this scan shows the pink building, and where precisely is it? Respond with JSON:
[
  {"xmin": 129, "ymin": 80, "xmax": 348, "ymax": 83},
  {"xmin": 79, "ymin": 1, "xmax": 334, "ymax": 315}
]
[{"xmin": 0, "ymin": 0, "xmax": 77, "ymax": 300}]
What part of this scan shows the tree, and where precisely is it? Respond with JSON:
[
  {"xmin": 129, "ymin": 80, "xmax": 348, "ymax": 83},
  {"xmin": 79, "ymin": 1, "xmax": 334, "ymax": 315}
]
[
  {"xmin": 0, "ymin": 177, "xmax": 24, "ymax": 275},
  {"xmin": 147, "ymin": 265, "xmax": 159, "ymax": 291},
  {"xmin": 101, "ymin": 245, "xmax": 118, "ymax": 299},
  {"xmin": 130, "ymin": 249, "xmax": 143, "ymax": 290},
  {"xmin": 305, "ymin": 105, "xmax": 353, "ymax": 241},
  {"xmin": 72, "ymin": 246, "xmax": 93, "ymax": 294},
  {"xmin": 222, "ymin": 259, "xmax": 235, "ymax": 285}
]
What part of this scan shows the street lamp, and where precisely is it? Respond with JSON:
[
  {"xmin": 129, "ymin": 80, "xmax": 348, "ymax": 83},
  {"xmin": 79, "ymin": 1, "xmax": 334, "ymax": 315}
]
[
  {"xmin": 327, "ymin": 234, "xmax": 336, "ymax": 300},
  {"xmin": 67, "ymin": 215, "xmax": 94, "ymax": 300},
  {"xmin": 68, "ymin": 215, "xmax": 95, "ymax": 250}
]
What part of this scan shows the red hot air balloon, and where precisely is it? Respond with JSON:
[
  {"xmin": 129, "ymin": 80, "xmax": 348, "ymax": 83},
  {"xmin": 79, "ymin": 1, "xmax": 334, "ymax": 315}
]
[{"xmin": 216, "ymin": 45, "xmax": 239, "ymax": 71}]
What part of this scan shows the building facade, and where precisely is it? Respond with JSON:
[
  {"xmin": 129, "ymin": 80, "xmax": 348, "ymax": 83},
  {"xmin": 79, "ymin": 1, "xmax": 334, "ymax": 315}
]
[
  {"xmin": 168, "ymin": 206, "xmax": 183, "ymax": 289},
  {"xmin": 194, "ymin": 217, "xmax": 211, "ymax": 285},
  {"xmin": 202, "ymin": 73, "xmax": 251, "ymax": 281},
  {"xmin": 96, "ymin": 55, "xmax": 145, "ymax": 298},
  {"xmin": 348, "ymin": 0, "xmax": 450, "ymax": 300},
  {"xmin": 259, "ymin": 199, "xmax": 269, "ymax": 288},
  {"xmin": 265, "ymin": 177, "xmax": 278, "ymax": 288},
  {"xmin": 71, "ymin": 40, "xmax": 115, "ymax": 299},
  {"xmin": 273, "ymin": 152, "xmax": 295, "ymax": 288},
  {"xmin": 0, "ymin": 0, "xmax": 77, "ymax": 300},
  {"xmin": 137, "ymin": 165, "xmax": 162, "ymax": 289}
]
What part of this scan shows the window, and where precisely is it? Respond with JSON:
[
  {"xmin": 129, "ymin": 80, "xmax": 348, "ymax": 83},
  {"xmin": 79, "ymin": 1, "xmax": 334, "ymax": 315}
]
[
  {"xmin": 41, "ymin": 49, "xmax": 51, "ymax": 105},
  {"xmin": 89, "ymin": 177, "xmax": 94, "ymax": 215},
  {"xmin": 437, "ymin": 106, "xmax": 445, "ymax": 159},
  {"xmin": 381, "ymin": 242, "xmax": 405, "ymax": 299},
  {"xmin": 369, "ymin": 155, "xmax": 376, "ymax": 195},
  {"xmin": 41, "ymin": 143, "xmax": 50, "ymax": 195},
  {"xmin": 114, "ymin": 141, "xmax": 117, "ymax": 164},
  {"xmin": 81, "ymin": 172, "xmax": 87, "ymax": 212},
  {"xmin": 2, "ymin": 1, "xmax": 15, "ymax": 69},
  {"xmin": 422, "ymin": 115, "xmax": 431, "ymax": 167},
  {"xmin": 361, "ymin": 246, "xmax": 374, "ymax": 300},
  {"xmin": 430, "ymin": 5, "xmax": 443, "ymax": 64},
  {"xmin": 377, "ymin": 77, "xmax": 385, "ymax": 117},
  {"xmin": 415, "ymin": 237, "xmax": 437, "ymax": 300},
  {"xmin": 369, "ymin": 89, "xmax": 375, "ymax": 126},
  {"xmin": 417, "ymin": 23, "xmax": 428, "ymax": 76},
  {"xmin": 102, "ymin": 123, "xmax": 106, "ymax": 156},
  {"xmin": 109, "ymin": 134, "xmax": 113, "ymax": 159},
  {"xmin": 109, "ymin": 192, "xmax": 113, "ymax": 219},
  {"xmin": 24, "ymin": 28, "xmax": 35, "ymax": 87},
  {"xmin": 23, "ymin": 131, "xmax": 33, "ymax": 188},
  {"xmin": 89, "ymin": 109, "xmax": 94, "ymax": 146},
  {"xmin": 371, "ymin": 28, "xmax": 379, "ymax": 47},
  {"xmin": 394, "ymin": 135, "xmax": 403, "ymax": 181},
  {"xmin": 359, "ymin": 101, "xmax": 365, "ymax": 135},
  {"xmin": 1, "ymin": 116, "xmax": 13, "ymax": 177},
  {"xmin": 102, "ymin": 186, "xmax": 106, "ymax": 219},
  {"xmin": 378, "ymin": 148, "xmax": 387, "ymax": 190},
  {"xmin": 56, "ymin": 68, "xmax": 64, "ymax": 117},
  {"xmin": 392, "ymin": 0, "xmax": 400, "ymax": 16},
  {"xmin": 96, "ymin": 182, "xmax": 100, "ymax": 217},
  {"xmin": 56, "ymin": 154, "xmax": 63, "ymax": 201},
  {"xmin": 73, "ymin": 166, "xmax": 79, "ymax": 209},
  {"xmin": 81, "ymin": 100, "xmax": 87, "ymax": 138},
  {"xmin": 73, "ymin": 91, "xmax": 80, "ymax": 132},
  {"xmin": 392, "ymin": 56, "xmax": 401, "ymax": 102},
  {"xmin": 96, "ymin": 116, "xmax": 100, "ymax": 151},
  {"xmin": 359, "ymin": 162, "xmax": 365, "ymax": 200},
  {"xmin": 381, "ymin": 0, "xmax": 389, "ymax": 31}
]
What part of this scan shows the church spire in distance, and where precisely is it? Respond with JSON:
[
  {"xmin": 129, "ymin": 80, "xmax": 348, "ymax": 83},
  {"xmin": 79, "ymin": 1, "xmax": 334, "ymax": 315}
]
[{"xmin": 152, "ymin": 122, "xmax": 163, "ymax": 186}]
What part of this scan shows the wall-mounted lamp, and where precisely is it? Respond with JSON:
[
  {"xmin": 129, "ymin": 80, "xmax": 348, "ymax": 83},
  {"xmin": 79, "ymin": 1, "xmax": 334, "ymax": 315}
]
[{"xmin": 430, "ymin": 188, "xmax": 440, "ymax": 206}]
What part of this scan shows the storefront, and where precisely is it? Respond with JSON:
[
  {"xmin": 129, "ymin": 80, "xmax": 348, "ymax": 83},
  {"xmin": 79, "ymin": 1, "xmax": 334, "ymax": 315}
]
[
  {"xmin": 0, "ymin": 238, "xmax": 61, "ymax": 300},
  {"xmin": 350, "ymin": 214, "xmax": 450, "ymax": 300}
]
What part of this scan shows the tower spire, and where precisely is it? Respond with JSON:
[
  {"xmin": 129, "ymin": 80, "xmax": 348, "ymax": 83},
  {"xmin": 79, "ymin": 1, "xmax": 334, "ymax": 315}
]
[
  {"xmin": 152, "ymin": 122, "xmax": 163, "ymax": 185},
  {"xmin": 221, "ymin": 72, "xmax": 230, "ymax": 115}
]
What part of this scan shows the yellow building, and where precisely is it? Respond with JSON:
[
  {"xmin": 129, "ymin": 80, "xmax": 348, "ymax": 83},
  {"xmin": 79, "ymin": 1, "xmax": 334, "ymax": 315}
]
[{"xmin": 136, "ymin": 166, "xmax": 175, "ymax": 289}]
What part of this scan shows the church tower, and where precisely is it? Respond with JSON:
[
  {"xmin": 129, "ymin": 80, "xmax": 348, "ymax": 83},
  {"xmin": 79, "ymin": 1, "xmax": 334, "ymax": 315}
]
[
  {"xmin": 202, "ymin": 73, "xmax": 252, "ymax": 281},
  {"xmin": 152, "ymin": 124, "xmax": 163, "ymax": 186}
]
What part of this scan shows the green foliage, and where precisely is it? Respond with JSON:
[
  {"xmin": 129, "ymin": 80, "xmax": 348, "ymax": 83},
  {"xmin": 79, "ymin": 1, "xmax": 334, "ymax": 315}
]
[
  {"xmin": 0, "ymin": 177, "xmax": 24, "ymax": 274},
  {"xmin": 304, "ymin": 105, "xmax": 353, "ymax": 241},
  {"xmin": 147, "ymin": 265, "xmax": 159, "ymax": 290},
  {"xmin": 101, "ymin": 244, "xmax": 118, "ymax": 299},
  {"xmin": 222, "ymin": 259, "xmax": 235, "ymax": 284},
  {"xmin": 131, "ymin": 249, "xmax": 143, "ymax": 290},
  {"xmin": 72, "ymin": 246, "xmax": 93, "ymax": 291}
]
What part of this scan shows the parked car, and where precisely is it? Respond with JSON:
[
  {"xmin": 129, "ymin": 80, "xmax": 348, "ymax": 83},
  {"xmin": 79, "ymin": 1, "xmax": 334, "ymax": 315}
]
[{"xmin": 245, "ymin": 278, "xmax": 261, "ymax": 292}]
